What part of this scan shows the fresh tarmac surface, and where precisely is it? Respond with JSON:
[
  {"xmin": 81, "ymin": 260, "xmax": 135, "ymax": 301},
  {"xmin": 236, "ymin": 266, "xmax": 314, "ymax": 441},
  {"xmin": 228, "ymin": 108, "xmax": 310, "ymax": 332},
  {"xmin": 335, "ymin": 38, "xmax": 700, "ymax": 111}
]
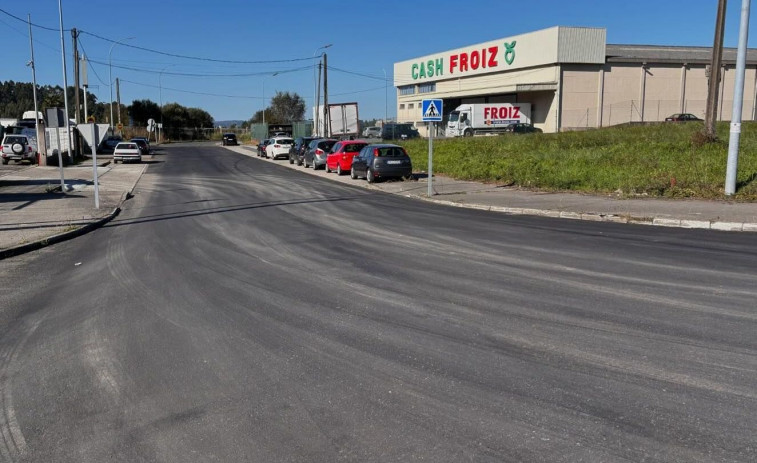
[{"xmin": 0, "ymin": 143, "xmax": 755, "ymax": 461}]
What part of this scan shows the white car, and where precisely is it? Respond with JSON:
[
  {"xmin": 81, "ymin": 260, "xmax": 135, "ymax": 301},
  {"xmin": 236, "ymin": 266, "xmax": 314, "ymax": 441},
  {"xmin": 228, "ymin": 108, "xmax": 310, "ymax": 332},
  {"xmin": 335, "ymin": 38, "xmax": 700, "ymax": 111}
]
[
  {"xmin": 1, "ymin": 134, "xmax": 37, "ymax": 165},
  {"xmin": 113, "ymin": 142, "xmax": 142, "ymax": 163},
  {"xmin": 265, "ymin": 137, "xmax": 293, "ymax": 160},
  {"xmin": 362, "ymin": 126, "xmax": 381, "ymax": 138}
]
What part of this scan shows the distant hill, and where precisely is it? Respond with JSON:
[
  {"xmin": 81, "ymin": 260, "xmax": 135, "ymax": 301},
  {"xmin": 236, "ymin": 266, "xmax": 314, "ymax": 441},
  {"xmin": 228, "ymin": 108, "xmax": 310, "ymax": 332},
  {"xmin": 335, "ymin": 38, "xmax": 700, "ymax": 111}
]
[{"xmin": 214, "ymin": 120, "xmax": 245, "ymax": 128}]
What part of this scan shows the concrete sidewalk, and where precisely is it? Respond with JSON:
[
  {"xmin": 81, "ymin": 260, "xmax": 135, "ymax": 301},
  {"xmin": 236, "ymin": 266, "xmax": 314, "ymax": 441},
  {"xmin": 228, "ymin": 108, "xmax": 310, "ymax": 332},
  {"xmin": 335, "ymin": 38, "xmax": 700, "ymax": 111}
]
[
  {"xmin": 2, "ymin": 143, "xmax": 756, "ymax": 260},
  {"xmin": 0, "ymin": 159, "xmax": 145, "ymax": 258}
]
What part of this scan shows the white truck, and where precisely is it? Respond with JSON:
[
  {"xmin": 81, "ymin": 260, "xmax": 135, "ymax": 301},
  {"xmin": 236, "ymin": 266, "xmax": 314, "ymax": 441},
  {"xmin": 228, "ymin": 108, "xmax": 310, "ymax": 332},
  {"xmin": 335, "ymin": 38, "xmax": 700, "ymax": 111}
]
[{"xmin": 445, "ymin": 103, "xmax": 531, "ymax": 137}]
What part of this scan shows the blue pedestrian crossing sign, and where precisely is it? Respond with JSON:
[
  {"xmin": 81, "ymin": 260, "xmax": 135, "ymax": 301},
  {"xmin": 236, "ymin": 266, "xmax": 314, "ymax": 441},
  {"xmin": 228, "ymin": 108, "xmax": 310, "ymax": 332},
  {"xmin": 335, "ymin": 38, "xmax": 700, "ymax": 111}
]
[{"xmin": 422, "ymin": 99, "xmax": 443, "ymax": 122}]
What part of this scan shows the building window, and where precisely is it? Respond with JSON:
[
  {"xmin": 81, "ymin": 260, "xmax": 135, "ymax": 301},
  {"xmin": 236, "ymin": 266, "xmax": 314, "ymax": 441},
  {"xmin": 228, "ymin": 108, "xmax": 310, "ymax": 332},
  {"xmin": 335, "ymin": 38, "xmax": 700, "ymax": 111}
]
[
  {"xmin": 408, "ymin": 103, "xmax": 414, "ymax": 110},
  {"xmin": 418, "ymin": 83, "xmax": 436, "ymax": 93},
  {"xmin": 399, "ymin": 104, "xmax": 405, "ymax": 110},
  {"xmin": 399, "ymin": 85, "xmax": 415, "ymax": 95}
]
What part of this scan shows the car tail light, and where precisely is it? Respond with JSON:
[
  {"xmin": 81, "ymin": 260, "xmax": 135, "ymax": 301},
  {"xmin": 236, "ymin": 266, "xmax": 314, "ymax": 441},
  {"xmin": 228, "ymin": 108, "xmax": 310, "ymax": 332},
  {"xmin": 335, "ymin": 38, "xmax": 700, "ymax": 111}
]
[
  {"xmin": 316, "ymin": 148, "xmax": 324, "ymax": 155},
  {"xmin": 342, "ymin": 155, "xmax": 348, "ymax": 160},
  {"xmin": 274, "ymin": 144, "xmax": 280, "ymax": 148},
  {"xmin": 373, "ymin": 148, "xmax": 380, "ymax": 157}
]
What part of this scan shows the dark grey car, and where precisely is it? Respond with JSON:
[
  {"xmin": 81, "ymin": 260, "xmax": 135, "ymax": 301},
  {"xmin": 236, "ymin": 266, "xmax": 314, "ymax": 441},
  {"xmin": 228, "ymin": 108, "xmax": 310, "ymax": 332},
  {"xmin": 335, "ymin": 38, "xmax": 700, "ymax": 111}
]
[
  {"xmin": 303, "ymin": 138, "xmax": 337, "ymax": 169},
  {"xmin": 350, "ymin": 144, "xmax": 413, "ymax": 183},
  {"xmin": 289, "ymin": 137, "xmax": 315, "ymax": 165}
]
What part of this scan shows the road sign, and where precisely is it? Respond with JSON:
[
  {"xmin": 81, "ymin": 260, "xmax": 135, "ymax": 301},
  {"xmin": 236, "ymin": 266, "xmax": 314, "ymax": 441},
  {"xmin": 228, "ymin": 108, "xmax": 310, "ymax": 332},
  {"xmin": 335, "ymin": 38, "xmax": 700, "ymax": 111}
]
[
  {"xmin": 422, "ymin": 99, "xmax": 443, "ymax": 122},
  {"xmin": 87, "ymin": 115, "xmax": 95, "ymax": 123}
]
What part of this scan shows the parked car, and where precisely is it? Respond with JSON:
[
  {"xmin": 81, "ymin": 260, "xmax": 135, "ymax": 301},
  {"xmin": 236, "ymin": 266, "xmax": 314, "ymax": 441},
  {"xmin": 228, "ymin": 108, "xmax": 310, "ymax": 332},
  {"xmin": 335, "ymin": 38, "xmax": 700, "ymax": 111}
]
[
  {"xmin": 222, "ymin": 133, "xmax": 238, "ymax": 146},
  {"xmin": 1, "ymin": 134, "xmax": 36, "ymax": 165},
  {"xmin": 303, "ymin": 138, "xmax": 338, "ymax": 169},
  {"xmin": 381, "ymin": 123, "xmax": 420, "ymax": 140},
  {"xmin": 503, "ymin": 123, "xmax": 542, "ymax": 134},
  {"xmin": 130, "ymin": 138, "xmax": 150, "ymax": 156},
  {"xmin": 257, "ymin": 139, "xmax": 270, "ymax": 157},
  {"xmin": 113, "ymin": 142, "xmax": 142, "ymax": 163},
  {"xmin": 102, "ymin": 136, "xmax": 123, "ymax": 151},
  {"xmin": 350, "ymin": 144, "xmax": 413, "ymax": 183},
  {"xmin": 265, "ymin": 137, "xmax": 293, "ymax": 160},
  {"xmin": 665, "ymin": 113, "xmax": 702, "ymax": 122},
  {"xmin": 325, "ymin": 140, "xmax": 368, "ymax": 175},
  {"xmin": 289, "ymin": 136, "xmax": 315, "ymax": 165},
  {"xmin": 362, "ymin": 126, "xmax": 382, "ymax": 138},
  {"xmin": 129, "ymin": 138, "xmax": 150, "ymax": 156}
]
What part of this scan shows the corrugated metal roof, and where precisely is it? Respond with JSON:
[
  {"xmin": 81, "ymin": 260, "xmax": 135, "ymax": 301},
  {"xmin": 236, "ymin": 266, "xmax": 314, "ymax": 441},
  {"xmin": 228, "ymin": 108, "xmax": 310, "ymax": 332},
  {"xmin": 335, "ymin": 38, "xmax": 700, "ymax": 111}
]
[{"xmin": 606, "ymin": 44, "xmax": 757, "ymax": 65}]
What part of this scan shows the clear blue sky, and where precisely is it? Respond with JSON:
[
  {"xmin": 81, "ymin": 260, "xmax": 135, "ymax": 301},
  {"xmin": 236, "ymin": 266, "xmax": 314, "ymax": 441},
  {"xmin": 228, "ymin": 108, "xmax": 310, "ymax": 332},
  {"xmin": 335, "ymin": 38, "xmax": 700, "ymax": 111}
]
[{"xmin": 1, "ymin": 1, "xmax": 756, "ymax": 122}]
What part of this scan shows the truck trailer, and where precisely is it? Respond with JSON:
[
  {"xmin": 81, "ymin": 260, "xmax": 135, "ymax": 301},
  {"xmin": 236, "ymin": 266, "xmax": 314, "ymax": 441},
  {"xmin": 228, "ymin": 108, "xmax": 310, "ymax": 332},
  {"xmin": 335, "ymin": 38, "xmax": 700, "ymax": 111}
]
[{"xmin": 445, "ymin": 103, "xmax": 531, "ymax": 137}]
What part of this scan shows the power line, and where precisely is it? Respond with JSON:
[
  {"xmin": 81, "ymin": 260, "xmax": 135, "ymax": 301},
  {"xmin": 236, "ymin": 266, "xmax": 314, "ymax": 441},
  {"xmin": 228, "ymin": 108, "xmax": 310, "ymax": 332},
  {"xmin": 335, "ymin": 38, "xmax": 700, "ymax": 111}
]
[
  {"xmin": 0, "ymin": 7, "xmax": 66, "ymax": 31},
  {"xmin": 119, "ymin": 79, "xmax": 262, "ymax": 100},
  {"xmin": 86, "ymin": 58, "xmax": 312, "ymax": 78}
]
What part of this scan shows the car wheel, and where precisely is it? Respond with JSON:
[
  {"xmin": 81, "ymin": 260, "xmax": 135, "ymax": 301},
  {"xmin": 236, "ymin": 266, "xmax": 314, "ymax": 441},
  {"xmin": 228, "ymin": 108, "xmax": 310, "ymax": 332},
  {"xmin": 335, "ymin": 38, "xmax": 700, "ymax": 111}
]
[
  {"xmin": 464, "ymin": 129, "xmax": 473, "ymax": 137},
  {"xmin": 325, "ymin": 163, "xmax": 331, "ymax": 173},
  {"xmin": 337, "ymin": 165, "xmax": 343, "ymax": 176},
  {"xmin": 367, "ymin": 169, "xmax": 375, "ymax": 183},
  {"xmin": 1, "ymin": 158, "xmax": 8, "ymax": 165},
  {"xmin": 403, "ymin": 173, "xmax": 414, "ymax": 181},
  {"xmin": 304, "ymin": 159, "xmax": 309, "ymax": 168},
  {"xmin": 350, "ymin": 167, "xmax": 357, "ymax": 179},
  {"xmin": 289, "ymin": 157, "xmax": 294, "ymax": 164}
]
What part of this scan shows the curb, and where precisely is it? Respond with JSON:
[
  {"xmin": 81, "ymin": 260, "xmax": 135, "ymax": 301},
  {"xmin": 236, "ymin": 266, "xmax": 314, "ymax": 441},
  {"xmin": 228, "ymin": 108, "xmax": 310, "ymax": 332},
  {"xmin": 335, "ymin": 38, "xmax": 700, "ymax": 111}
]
[
  {"xmin": 408, "ymin": 195, "xmax": 757, "ymax": 232},
  {"xmin": 0, "ymin": 164, "xmax": 145, "ymax": 260}
]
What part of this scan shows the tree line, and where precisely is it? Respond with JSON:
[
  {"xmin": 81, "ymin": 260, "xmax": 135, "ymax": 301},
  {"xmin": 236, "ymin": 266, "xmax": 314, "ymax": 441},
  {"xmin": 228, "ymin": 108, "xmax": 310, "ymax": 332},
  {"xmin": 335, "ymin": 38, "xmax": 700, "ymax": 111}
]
[{"xmin": 0, "ymin": 80, "xmax": 213, "ymax": 140}]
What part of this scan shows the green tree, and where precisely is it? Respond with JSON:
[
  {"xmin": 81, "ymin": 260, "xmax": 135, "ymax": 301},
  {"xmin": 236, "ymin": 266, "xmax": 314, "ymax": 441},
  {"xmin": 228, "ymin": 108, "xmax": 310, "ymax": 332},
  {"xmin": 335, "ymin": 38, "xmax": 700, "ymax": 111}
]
[
  {"xmin": 128, "ymin": 99, "xmax": 161, "ymax": 126},
  {"xmin": 270, "ymin": 91, "xmax": 305, "ymax": 123}
]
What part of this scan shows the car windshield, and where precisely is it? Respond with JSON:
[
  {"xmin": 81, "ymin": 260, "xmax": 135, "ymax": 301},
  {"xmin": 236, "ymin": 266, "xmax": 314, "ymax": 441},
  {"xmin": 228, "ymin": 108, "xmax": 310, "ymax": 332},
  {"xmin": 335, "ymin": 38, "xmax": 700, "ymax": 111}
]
[
  {"xmin": 118, "ymin": 144, "xmax": 138, "ymax": 149},
  {"xmin": 277, "ymin": 139, "xmax": 293, "ymax": 144},
  {"xmin": 320, "ymin": 141, "xmax": 337, "ymax": 150},
  {"xmin": 448, "ymin": 112, "xmax": 460, "ymax": 122},
  {"xmin": 4, "ymin": 136, "xmax": 25, "ymax": 144}
]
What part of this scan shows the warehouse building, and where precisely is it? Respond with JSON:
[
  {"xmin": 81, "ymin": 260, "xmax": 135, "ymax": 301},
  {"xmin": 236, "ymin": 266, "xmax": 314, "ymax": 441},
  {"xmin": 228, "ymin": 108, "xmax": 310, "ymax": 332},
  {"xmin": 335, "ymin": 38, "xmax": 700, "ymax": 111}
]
[{"xmin": 393, "ymin": 26, "xmax": 757, "ymax": 134}]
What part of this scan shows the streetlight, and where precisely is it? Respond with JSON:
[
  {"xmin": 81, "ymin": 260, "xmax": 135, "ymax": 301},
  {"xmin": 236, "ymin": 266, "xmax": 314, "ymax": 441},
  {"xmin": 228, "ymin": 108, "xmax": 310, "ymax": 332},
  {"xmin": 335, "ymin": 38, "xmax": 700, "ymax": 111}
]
[
  {"xmin": 382, "ymin": 68, "xmax": 388, "ymax": 125},
  {"xmin": 159, "ymin": 64, "xmax": 175, "ymax": 143},
  {"xmin": 262, "ymin": 72, "xmax": 279, "ymax": 127},
  {"xmin": 109, "ymin": 36, "xmax": 134, "ymax": 132},
  {"xmin": 313, "ymin": 44, "xmax": 332, "ymax": 135}
]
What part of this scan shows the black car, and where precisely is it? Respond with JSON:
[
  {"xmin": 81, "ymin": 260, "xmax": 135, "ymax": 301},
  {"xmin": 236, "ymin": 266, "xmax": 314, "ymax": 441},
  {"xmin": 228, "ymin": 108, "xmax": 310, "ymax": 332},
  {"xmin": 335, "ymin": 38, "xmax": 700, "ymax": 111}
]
[
  {"xmin": 130, "ymin": 138, "xmax": 150, "ymax": 156},
  {"xmin": 102, "ymin": 136, "xmax": 122, "ymax": 152},
  {"xmin": 222, "ymin": 133, "xmax": 238, "ymax": 146},
  {"xmin": 257, "ymin": 139, "xmax": 270, "ymax": 157},
  {"xmin": 381, "ymin": 123, "xmax": 420, "ymax": 140},
  {"xmin": 504, "ymin": 123, "xmax": 542, "ymax": 134},
  {"xmin": 289, "ymin": 137, "xmax": 315, "ymax": 165},
  {"xmin": 350, "ymin": 144, "xmax": 413, "ymax": 183},
  {"xmin": 303, "ymin": 138, "xmax": 338, "ymax": 169}
]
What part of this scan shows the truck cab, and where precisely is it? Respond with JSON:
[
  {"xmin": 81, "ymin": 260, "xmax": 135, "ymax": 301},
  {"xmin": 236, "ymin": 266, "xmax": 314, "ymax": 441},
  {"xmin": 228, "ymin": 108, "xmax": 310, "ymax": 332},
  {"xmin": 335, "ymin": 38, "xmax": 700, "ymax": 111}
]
[{"xmin": 446, "ymin": 105, "xmax": 473, "ymax": 137}]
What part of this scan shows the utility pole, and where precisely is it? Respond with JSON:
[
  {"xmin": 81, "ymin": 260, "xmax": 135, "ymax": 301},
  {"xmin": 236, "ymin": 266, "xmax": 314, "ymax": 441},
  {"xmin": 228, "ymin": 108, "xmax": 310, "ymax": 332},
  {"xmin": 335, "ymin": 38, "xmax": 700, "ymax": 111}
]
[
  {"xmin": 116, "ymin": 78, "xmax": 122, "ymax": 128},
  {"xmin": 315, "ymin": 61, "xmax": 322, "ymax": 136},
  {"xmin": 705, "ymin": 0, "xmax": 728, "ymax": 139},
  {"xmin": 725, "ymin": 0, "xmax": 751, "ymax": 195},
  {"xmin": 72, "ymin": 29, "xmax": 80, "ymax": 124},
  {"xmin": 323, "ymin": 53, "xmax": 329, "ymax": 137}
]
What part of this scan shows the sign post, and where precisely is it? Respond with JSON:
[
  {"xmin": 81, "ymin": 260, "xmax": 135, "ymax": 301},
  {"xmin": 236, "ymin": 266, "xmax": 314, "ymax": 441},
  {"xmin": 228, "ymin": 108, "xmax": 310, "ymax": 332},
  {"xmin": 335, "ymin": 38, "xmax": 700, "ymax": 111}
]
[{"xmin": 422, "ymin": 99, "xmax": 443, "ymax": 197}]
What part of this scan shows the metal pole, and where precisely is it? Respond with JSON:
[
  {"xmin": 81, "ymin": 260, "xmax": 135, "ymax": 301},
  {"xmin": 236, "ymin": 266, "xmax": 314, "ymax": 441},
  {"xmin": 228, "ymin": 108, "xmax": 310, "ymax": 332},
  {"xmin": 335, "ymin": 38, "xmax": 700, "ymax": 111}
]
[
  {"xmin": 726, "ymin": 0, "xmax": 751, "ymax": 195},
  {"xmin": 427, "ymin": 122, "xmax": 434, "ymax": 197},
  {"xmin": 323, "ymin": 53, "xmax": 329, "ymax": 137},
  {"xmin": 706, "ymin": 0, "xmax": 728, "ymax": 138},
  {"xmin": 383, "ymin": 68, "xmax": 388, "ymax": 125},
  {"xmin": 159, "ymin": 64, "xmax": 173, "ymax": 144},
  {"xmin": 27, "ymin": 14, "xmax": 43, "ymax": 165},
  {"xmin": 315, "ymin": 62, "xmax": 322, "ymax": 136},
  {"xmin": 59, "ymin": 0, "xmax": 73, "ymax": 168},
  {"xmin": 92, "ymin": 124, "xmax": 100, "ymax": 209}
]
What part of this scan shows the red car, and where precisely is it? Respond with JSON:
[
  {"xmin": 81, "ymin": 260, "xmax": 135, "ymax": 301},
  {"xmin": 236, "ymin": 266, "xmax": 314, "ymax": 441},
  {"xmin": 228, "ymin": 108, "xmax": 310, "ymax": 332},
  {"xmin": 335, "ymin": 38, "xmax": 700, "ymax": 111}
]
[{"xmin": 325, "ymin": 140, "xmax": 368, "ymax": 175}]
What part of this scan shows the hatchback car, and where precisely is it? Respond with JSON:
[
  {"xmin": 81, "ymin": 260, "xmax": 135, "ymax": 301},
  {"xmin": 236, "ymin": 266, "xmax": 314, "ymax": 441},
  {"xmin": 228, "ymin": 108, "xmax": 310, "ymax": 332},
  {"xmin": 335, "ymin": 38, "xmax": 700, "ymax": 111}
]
[
  {"xmin": 381, "ymin": 123, "xmax": 420, "ymax": 140},
  {"xmin": 266, "ymin": 137, "xmax": 293, "ymax": 160},
  {"xmin": 102, "ymin": 136, "xmax": 123, "ymax": 151},
  {"xmin": 1, "ymin": 134, "xmax": 37, "ymax": 165},
  {"xmin": 289, "ymin": 136, "xmax": 315, "ymax": 165},
  {"xmin": 350, "ymin": 144, "xmax": 413, "ymax": 183},
  {"xmin": 303, "ymin": 138, "xmax": 338, "ymax": 169},
  {"xmin": 113, "ymin": 142, "xmax": 142, "ymax": 163},
  {"xmin": 362, "ymin": 126, "xmax": 382, "ymax": 138},
  {"xmin": 504, "ymin": 123, "xmax": 542, "ymax": 134},
  {"xmin": 325, "ymin": 140, "xmax": 368, "ymax": 175},
  {"xmin": 222, "ymin": 133, "xmax": 238, "ymax": 146}
]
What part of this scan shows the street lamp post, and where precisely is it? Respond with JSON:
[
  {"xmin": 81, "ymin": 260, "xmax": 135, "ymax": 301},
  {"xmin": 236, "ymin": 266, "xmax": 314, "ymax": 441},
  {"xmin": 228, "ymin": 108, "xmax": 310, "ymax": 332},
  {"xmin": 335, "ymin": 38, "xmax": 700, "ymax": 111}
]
[
  {"xmin": 159, "ymin": 64, "xmax": 175, "ymax": 143},
  {"xmin": 313, "ymin": 44, "xmax": 332, "ymax": 135},
  {"xmin": 382, "ymin": 68, "xmax": 388, "ymax": 125},
  {"xmin": 109, "ymin": 36, "xmax": 134, "ymax": 132}
]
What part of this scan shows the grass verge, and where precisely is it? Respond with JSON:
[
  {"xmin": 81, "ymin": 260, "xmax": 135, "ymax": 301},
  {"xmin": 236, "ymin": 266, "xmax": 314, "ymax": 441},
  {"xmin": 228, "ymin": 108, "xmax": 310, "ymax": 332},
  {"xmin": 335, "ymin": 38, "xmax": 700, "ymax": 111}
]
[{"xmin": 400, "ymin": 122, "xmax": 757, "ymax": 200}]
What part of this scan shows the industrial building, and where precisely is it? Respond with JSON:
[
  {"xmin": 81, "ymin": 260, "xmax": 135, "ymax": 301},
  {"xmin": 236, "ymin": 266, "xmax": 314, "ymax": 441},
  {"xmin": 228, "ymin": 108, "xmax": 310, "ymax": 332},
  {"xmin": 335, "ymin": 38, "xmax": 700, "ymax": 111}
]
[{"xmin": 393, "ymin": 26, "xmax": 757, "ymax": 134}]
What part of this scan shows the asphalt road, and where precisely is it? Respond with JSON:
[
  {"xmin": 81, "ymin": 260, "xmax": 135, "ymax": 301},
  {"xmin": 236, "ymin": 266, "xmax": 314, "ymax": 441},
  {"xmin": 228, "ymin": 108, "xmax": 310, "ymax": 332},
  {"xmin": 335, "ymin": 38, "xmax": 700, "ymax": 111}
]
[{"xmin": 1, "ymin": 143, "xmax": 756, "ymax": 462}]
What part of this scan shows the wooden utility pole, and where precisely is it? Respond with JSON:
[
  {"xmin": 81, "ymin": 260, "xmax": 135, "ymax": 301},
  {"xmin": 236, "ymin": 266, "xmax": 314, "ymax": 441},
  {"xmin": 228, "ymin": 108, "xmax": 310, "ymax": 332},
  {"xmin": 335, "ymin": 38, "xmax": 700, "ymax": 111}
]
[
  {"xmin": 323, "ymin": 53, "xmax": 329, "ymax": 137},
  {"xmin": 705, "ymin": 0, "xmax": 728, "ymax": 139}
]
